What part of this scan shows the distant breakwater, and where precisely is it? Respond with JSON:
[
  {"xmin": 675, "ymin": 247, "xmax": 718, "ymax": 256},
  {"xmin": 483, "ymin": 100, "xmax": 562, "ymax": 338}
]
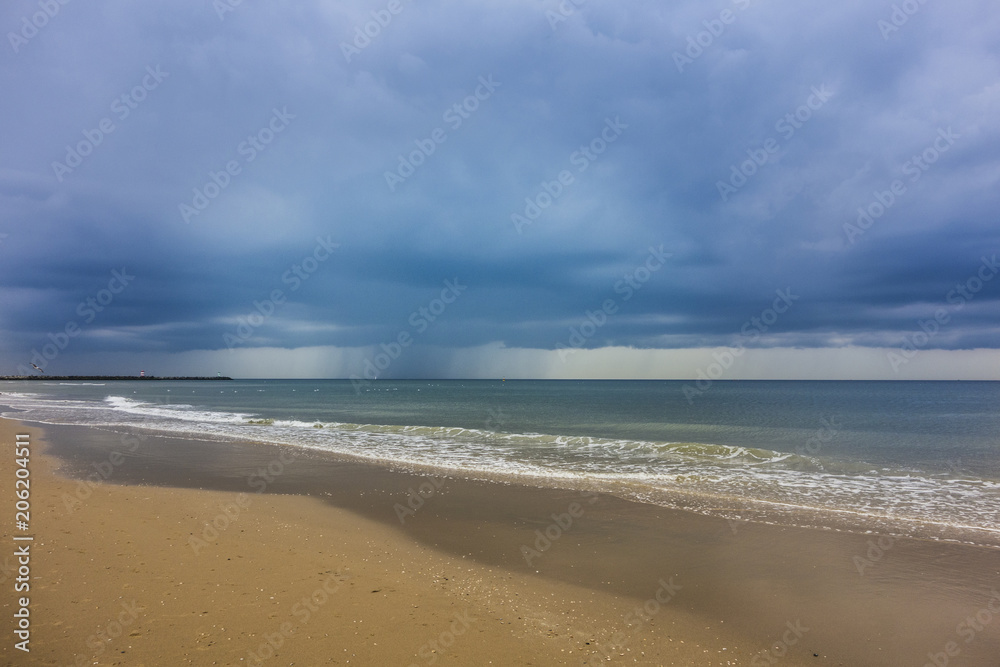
[{"xmin": 0, "ymin": 376, "xmax": 233, "ymax": 381}]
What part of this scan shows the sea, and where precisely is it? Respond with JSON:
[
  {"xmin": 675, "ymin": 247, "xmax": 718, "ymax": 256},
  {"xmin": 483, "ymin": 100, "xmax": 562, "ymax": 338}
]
[{"xmin": 3, "ymin": 379, "xmax": 999, "ymax": 547}]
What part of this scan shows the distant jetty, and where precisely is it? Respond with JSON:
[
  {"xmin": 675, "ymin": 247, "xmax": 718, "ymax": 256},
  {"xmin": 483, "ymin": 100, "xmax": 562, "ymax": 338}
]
[{"xmin": 0, "ymin": 376, "xmax": 233, "ymax": 381}]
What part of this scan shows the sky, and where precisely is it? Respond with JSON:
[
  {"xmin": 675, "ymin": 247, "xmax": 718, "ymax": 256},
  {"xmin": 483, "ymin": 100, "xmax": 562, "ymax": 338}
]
[{"xmin": 1, "ymin": 0, "xmax": 999, "ymax": 380}]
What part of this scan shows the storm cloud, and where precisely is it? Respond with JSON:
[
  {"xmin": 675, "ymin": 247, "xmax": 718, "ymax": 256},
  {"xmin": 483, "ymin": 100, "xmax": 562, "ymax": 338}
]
[{"xmin": 1, "ymin": 0, "xmax": 998, "ymax": 378}]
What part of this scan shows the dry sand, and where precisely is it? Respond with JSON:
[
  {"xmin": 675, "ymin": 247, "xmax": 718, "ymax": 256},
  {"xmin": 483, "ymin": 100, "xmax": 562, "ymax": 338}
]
[
  {"xmin": 1, "ymin": 418, "xmax": 756, "ymax": 666},
  {"xmin": 4, "ymin": 416, "xmax": 1000, "ymax": 666}
]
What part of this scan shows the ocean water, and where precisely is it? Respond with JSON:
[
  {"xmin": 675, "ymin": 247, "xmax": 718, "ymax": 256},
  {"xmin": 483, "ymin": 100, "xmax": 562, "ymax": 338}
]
[{"xmin": 3, "ymin": 379, "xmax": 999, "ymax": 546}]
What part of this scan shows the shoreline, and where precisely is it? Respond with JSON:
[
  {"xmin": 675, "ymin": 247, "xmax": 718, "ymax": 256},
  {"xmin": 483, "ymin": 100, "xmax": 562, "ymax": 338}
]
[
  {"xmin": 4, "ymin": 417, "xmax": 1000, "ymax": 665},
  {"xmin": 6, "ymin": 380, "xmax": 997, "ymax": 554},
  {"xmin": 0, "ymin": 417, "xmax": 750, "ymax": 666}
]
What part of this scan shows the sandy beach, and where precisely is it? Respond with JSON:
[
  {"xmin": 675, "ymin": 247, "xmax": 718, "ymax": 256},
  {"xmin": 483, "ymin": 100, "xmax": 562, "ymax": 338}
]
[
  {"xmin": 3, "ymin": 416, "xmax": 1000, "ymax": 665},
  {"xmin": 0, "ymin": 418, "xmax": 748, "ymax": 666}
]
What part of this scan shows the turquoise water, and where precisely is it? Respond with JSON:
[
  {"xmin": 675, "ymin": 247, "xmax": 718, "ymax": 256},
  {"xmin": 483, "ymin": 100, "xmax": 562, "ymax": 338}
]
[{"xmin": 3, "ymin": 379, "xmax": 999, "ymax": 545}]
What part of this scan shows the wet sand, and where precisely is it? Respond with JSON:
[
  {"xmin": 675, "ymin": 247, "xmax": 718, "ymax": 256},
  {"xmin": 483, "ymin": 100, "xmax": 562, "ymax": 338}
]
[{"xmin": 3, "ymin": 417, "xmax": 1000, "ymax": 665}]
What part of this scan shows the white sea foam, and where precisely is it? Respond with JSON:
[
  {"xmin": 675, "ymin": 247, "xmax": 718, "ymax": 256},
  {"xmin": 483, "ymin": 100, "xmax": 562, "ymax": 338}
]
[{"xmin": 2, "ymin": 390, "xmax": 998, "ymax": 546}]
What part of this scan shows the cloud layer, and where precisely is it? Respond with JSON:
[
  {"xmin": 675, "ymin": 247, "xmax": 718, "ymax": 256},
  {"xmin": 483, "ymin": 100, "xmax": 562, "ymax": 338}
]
[{"xmin": 1, "ymin": 0, "xmax": 998, "ymax": 378}]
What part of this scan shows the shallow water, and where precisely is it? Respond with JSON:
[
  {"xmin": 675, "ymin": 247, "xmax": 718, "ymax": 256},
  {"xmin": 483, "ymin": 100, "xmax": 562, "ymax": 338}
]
[{"xmin": 4, "ymin": 379, "xmax": 999, "ymax": 546}]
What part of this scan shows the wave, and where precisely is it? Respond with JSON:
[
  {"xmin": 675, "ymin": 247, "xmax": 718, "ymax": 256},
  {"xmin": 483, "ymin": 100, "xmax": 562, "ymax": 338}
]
[
  {"xmin": 103, "ymin": 396, "xmax": 253, "ymax": 423},
  {"xmin": 3, "ymin": 391, "xmax": 999, "ymax": 547},
  {"xmin": 78, "ymin": 397, "xmax": 826, "ymax": 471}
]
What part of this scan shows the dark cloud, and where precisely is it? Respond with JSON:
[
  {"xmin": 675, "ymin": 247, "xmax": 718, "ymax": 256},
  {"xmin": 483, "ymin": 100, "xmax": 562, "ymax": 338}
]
[{"xmin": 1, "ymin": 0, "xmax": 998, "ymax": 376}]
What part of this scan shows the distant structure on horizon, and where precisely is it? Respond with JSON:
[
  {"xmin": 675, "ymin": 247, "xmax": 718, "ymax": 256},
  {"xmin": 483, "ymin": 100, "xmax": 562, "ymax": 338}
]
[
  {"xmin": 1, "ymin": 375, "xmax": 233, "ymax": 381},
  {"xmin": 140, "ymin": 370, "xmax": 145, "ymax": 377}
]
